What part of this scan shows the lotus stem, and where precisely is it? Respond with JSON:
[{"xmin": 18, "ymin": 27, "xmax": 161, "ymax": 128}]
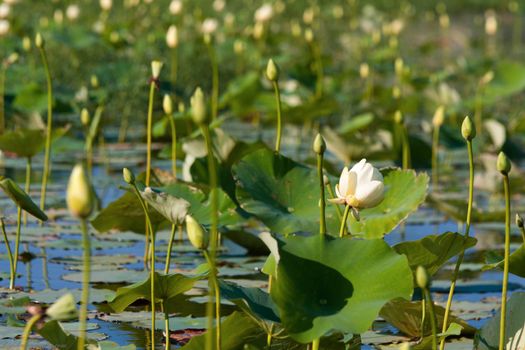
[
  {"xmin": 440, "ymin": 139, "xmax": 474, "ymax": 350},
  {"xmin": 38, "ymin": 43, "xmax": 53, "ymax": 222},
  {"xmin": 420, "ymin": 298, "xmax": 426, "ymax": 341},
  {"xmin": 25, "ymin": 243, "xmax": 32, "ymax": 290},
  {"xmin": 13, "ymin": 206, "xmax": 22, "ymax": 289},
  {"xmin": 312, "ymin": 338, "xmax": 320, "ymax": 350},
  {"xmin": 317, "ymin": 154, "xmax": 326, "ymax": 236},
  {"xmin": 77, "ymin": 218, "xmax": 91, "ymax": 350},
  {"xmin": 499, "ymin": 174, "xmax": 511, "ymax": 350},
  {"xmin": 339, "ymin": 205, "xmax": 351, "ymax": 238},
  {"xmin": 164, "ymin": 223, "xmax": 176, "ymax": 274},
  {"xmin": 431, "ymin": 125, "xmax": 440, "ymax": 190},
  {"xmin": 401, "ymin": 125, "xmax": 411, "ymax": 170},
  {"xmin": 424, "ymin": 288, "xmax": 438, "ymax": 350},
  {"xmin": 1, "ymin": 218, "xmax": 14, "ymax": 290},
  {"xmin": 311, "ymin": 42, "xmax": 324, "ymax": 99},
  {"xmin": 206, "ymin": 43, "xmax": 219, "ymax": 122},
  {"xmin": 163, "ymin": 301, "xmax": 170, "ymax": 350},
  {"xmin": 0, "ymin": 67, "xmax": 5, "ymax": 134},
  {"xmin": 20, "ymin": 314, "xmax": 41, "ymax": 350},
  {"xmin": 168, "ymin": 113, "xmax": 177, "ymax": 178},
  {"xmin": 22, "ymin": 157, "xmax": 32, "ymax": 226},
  {"xmin": 272, "ymin": 80, "xmax": 283, "ymax": 153},
  {"xmin": 131, "ymin": 183, "xmax": 157, "ymax": 350},
  {"xmin": 146, "ymin": 81, "xmax": 156, "ymax": 187},
  {"xmin": 170, "ymin": 48, "xmax": 178, "ymax": 90},
  {"xmin": 326, "ymin": 180, "xmax": 343, "ymax": 219},
  {"xmin": 41, "ymin": 247, "xmax": 50, "ymax": 289}
]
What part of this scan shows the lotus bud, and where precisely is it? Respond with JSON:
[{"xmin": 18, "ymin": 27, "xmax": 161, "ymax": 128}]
[
  {"xmin": 203, "ymin": 33, "xmax": 212, "ymax": 45},
  {"xmin": 151, "ymin": 60, "xmax": 163, "ymax": 79},
  {"xmin": 190, "ymin": 87, "xmax": 207, "ymax": 124},
  {"xmin": 5, "ymin": 52, "xmax": 18, "ymax": 66},
  {"xmin": 35, "ymin": 32, "xmax": 44, "ymax": 48},
  {"xmin": 185, "ymin": 214, "xmax": 209, "ymax": 250},
  {"xmin": 22, "ymin": 36, "xmax": 31, "ymax": 51},
  {"xmin": 90, "ymin": 75, "xmax": 99, "ymax": 88},
  {"xmin": 80, "ymin": 108, "xmax": 90, "ymax": 127},
  {"xmin": 323, "ymin": 174, "xmax": 329, "ymax": 186},
  {"xmin": 497, "ymin": 152, "xmax": 511, "ymax": 175},
  {"xmin": 359, "ymin": 63, "xmax": 370, "ymax": 79},
  {"xmin": 122, "ymin": 168, "xmax": 135, "ymax": 185},
  {"xmin": 266, "ymin": 58, "xmax": 279, "ymax": 82},
  {"xmin": 66, "ymin": 164, "xmax": 95, "ymax": 219},
  {"xmin": 313, "ymin": 133, "xmax": 326, "ymax": 154},
  {"xmin": 163, "ymin": 94, "xmax": 173, "ymax": 115},
  {"xmin": 395, "ymin": 57, "xmax": 404, "ymax": 77},
  {"xmin": 233, "ymin": 39, "xmax": 245, "ymax": 54},
  {"xmin": 432, "ymin": 106, "xmax": 445, "ymax": 127},
  {"xmin": 178, "ymin": 101, "xmax": 185, "ymax": 113},
  {"xmin": 45, "ymin": 293, "xmax": 78, "ymax": 321},
  {"xmin": 461, "ymin": 116, "xmax": 475, "ymax": 141},
  {"xmin": 439, "ymin": 14, "xmax": 450, "ymax": 28},
  {"xmin": 516, "ymin": 213, "xmax": 524, "ymax": 229},
  {"xmin": 100, "ymin": 0, "xmax": 112, "ymax": 11},
  {"xmin": 166, "ymin": 25, "xmax": 178, "ymax": 48},
  {"xmin": 304, "ymin": 28, "xmax": 314, "ymax": 43},
  {"xmin": 416, "ymin": 265, "xmax": 430, "ymax": 289},
  {"xmin": 394, "ymin": 110, "xmax": 403, "ymax": 124}
]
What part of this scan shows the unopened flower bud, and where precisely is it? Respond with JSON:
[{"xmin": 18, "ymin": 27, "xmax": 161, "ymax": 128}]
[
  {"xmin": 432, "ymin": 106, "xmax": 445, "ymax": 127},
  {"xmin": 163, "ymin": 94, "xmax": 173, "ymax": 115},
  {"xmin": 266, "ymin": 58, "xmax": 279, "ymax": 82},
  {"xmin": 190, "ymin": 87, "xmax": 207, "ymax": 124},
  {"xmin": 80, "ymin": 108, "xmax": 90, "ymax": 127},
  {"xmin": 394, "ymin": 110, "xmax": 403, "ymax": 124},
  {"xmin": 185, "ymin": 214, "xmax": 209, "ymax": 250},
  {"xmin": 497, "ymin": 152, "xmax": 511, "ymax": 175},
  {"xmin": 461, "ymin": 116, "xmax": 475, "ymax": 141},
  {"xmin": 90, "ymin": 75, "xmax": 99, "ymax": 88},
  {"xmin": 122, "ymin": 168, "xmax": 135, "ymax": 184},
  {"xmin": 516, "ymin": 213, "xmax": 524, "ymax": 229},
  {"xmin": 313, "ymin": 133, "xmax": 326, "ymax": 154},
  {"xmin": 166, "ymin": 25, "xmax": 178, "ymax": 48},
  {"xmin": 66, "ymin": 164, "xmax": 95, "ymax": 219},
  {"xmin": 151, "ymin": 60, "xmax": 163, "ymax": 79},
  {"xmin": 45, "ymin": 293, "xmax": 78, "ymax": 321},
  {"xmin": 35, "ymin": 32, "xmax": 44, "ymax": 48},
  {"xmin": 304, "ymin": 28, "xmax": 314, "ymax": 43},
  {"xmin": 416, "ymin": 265, "xmax": 430, "ymax": 289},
  {"xmin": 22, "ymin": 37, "xmax": 31, "ymax": 51}
]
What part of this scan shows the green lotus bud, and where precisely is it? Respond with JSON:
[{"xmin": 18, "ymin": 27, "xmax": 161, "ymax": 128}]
[
  {"xmin": 178, "ymin": 101, "xmax": 185, "ymax": 113},
  {"xmin": 151, "ymin": 60, "xmax": 163, "ymax": 79},
  {"xmin": 66, "ymin": 164, "xmax": 95, "ymax": 219},
  {"xmin": 0, "ymin": 177, "xmax": 48, "ymax": 221},
  {"xmin": 35, "ymin": 32, "xmax": 44, "ymax": 48},
  {"xmin": 185, "ymin": 214, "xmax": 209, "ymax": 250},
  {"xmin": 122, "ymin": 168, "xmax": 135, "ymax": 185},
  {"xmin": 416, "ymin": 265, "xmax": 430, "ymax": 289},
  {"xmin": 266, "ymin": 58, "xmax": 279, "ymax": 82},
  {"xmin": 304, "ymin": 28, "xmax": 314, "ymax": 43},
  {"xmin": 432, "ymin": 106, "xmax": 445, "ymax": 127},
  {"xmin": 90, "ymin": 75, "xmax": 99, "ymax": 88},
  {"xmin": 45, "ymin": 293, "xmax": 78, "ymax": 321},
  {"xmin": 394, "ymin": 110, "xmax": 403, "ymax": 124},
  {"xmin": 461, "ymin": 116, "xmax": 476, "ymax": 141},
  {"xmin": 190, "ymin": 87, "xmax": 207, "ymax": 124},
  {"xmin": 395, "ymin": 57, "xmax": 404, "ymax": 77},
  {"xmin": 516, "ymin": 213, "xmax": 524, "ymax": 229},
  {"xmin": 22, "ymin": 37, "xmax": 32, "ymax": 51},
  {"xmin": 313, "ymin": 133, "xmax": 326, "ymax": 154},
  {"xmin": 80, "ymin": 108, "xmax": 90, "ymax": 127},
  {"xmin": 497, "ymin": 151, "xmax": 511, "ymax": 175},
  {"xmin": 163, "ymin": 94, "xmax": 173, "ymax": 115}
]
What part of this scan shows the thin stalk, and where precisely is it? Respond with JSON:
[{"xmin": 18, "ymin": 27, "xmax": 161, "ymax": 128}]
[
  {"xmin": 317, "ymin": 153, "xmax": 326, "ymax": 235},
  {"xmin": 311, "ymin": 42, "xmax": 324, "ymax": 99},
  {"xmin": 499, "ymin": 175, "xmax": 511, "ymax": 350},
  {"xmin": 0, "ymin": 67, "xmax": 5, "ymax": 134},
  {"xmin": 206, "ymin": 43, "xmax": 219, "ymax": 121},
  {"xmin": 77, "ymin": 219, "xmax": 91, "ymax": 350},
  {"xmin": 38, "ymin": 45, "xmax": 53, "ymax": 221},
  {"xmin": 339, "ymin": 205, "xmax": 351, "ymax": 238},
  {"xmin": 326, "ymin": 182, "xmax": 343, "ymax": 219},
  {"xmin": 474, "ymin": 89, "xmax": 483, "ymax": 137},
  {"xmin": 25, "ymin": 243, "xmax": 31, "ymax": 290},
  {"xmin": 13, "ymin": 207, "xmax": 22, "ymax": 289},
  {"xmin": 20, "ymin": 314, "xmax": 41, "ymax": 350},
  {"xmin": 312, "ymin": 338, "xmax": 320, "ymax": 350},
  {"xmin": 164, "ymin": 301, "xmax": 170, "ymax": 350},
  {"xmin": 440, "ymin": 140, "xmax": 474, "ymax": 350},
  {"xmin": 23, "ymin": 157, "xmax": 32, "ymax": 226},
  {"xmin": 421, "ymin": 298, "xmax": 426, "ymax": 341},
  {"xmin": 431, "ymin": 126, "xmax": 440, "ymax": 190},
  {"xmin": 401, "ymin": 125, "xmax": 411, "ymax": 170},
  {"xmin": 164, "ymin": 223, "xmax": 177, "ymax": 274},
  {"xmin": 266, "ymin": 323, "xmax": 274, "ymax": 347},
  {"xmin": 131, "ymin": 183, "xmax": 156, "ymax": 349},
  {"xmin": 170, "ymin": 48, "xmax": 178, "ymax": 90},
  {"xmin": 146, "ymin": 81, "xmax": 156, "ymax": 186},
  {"xmin": 272, "ymin": 81, "xmax": 282, "ymax": 153},
  {"xmin": 86, "ymin": 137, "xmax": 93, "ymax": 177},
  {"xmin": 168, "ymin": 114, "xmax": 177, "ymax": 178},
  {"xmin": 1, "ymin": 218, "xmax": 14, "ymax": 290},
  {"xmin": 424, "ymin": 289, "xmax": 438, "ymax": 350},
  {"xmin": 201, "ymin": 125, "xmax": 221, "ymax": 350},
  {"xmin": 41, "ymin": 247, "xmax": 50, "ymax": 289}
]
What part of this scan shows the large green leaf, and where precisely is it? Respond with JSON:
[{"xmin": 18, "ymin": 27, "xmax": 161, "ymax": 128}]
[
  {"xmin": 394, "ymin": 232, "xmax": 477, "ymax": 277},
  {"xmin": 108, "ymin": 272, "xmax": 202, "ymax": 313},
  {"xmin": 265, "ymin": 234, "xmax": 413, "ymax": 343},
  {"xmin": 37, "ymin": 320, "xmax": 97, "ymax": 350},
  {"xmin": 482, "ymin": 244, "xmax": 525, "ymax": 277},
  {"xmin": 140, "ymin": 187, "xmax": 190, "ymax": 225},
  {"xmin": 233, "ymin": 148, "xmax": 339, "ymax": 235},
  {"xmin": 348, "ymin": 169, "xmax": 428, "ymax": 238},
  {"xmin": 0, "ymin": 127, "xmax": 67, "ymax": 158},
  {"xmin": 0, "ymin": 177, "xmax": 48, "ymax": 221}
]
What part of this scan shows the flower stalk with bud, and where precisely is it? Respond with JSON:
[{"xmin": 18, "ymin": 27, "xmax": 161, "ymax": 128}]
[
  {"xmin": 417, "ymin": 266, "xmax": 437, "ymax": 350},
  {"xmin": 431, "ymin": 106, "xmax": 445, "ymax": 190},
  {"xmin": 314, "ymin": 133, "xmax": 327, "ymax": 235},
  {"xmin": 266, "ymin": 59, "xmax": 283, "ymax": 153},
  {"xmin": 146, "ymin": 60, "xmax": 162, "ymax": 186}
]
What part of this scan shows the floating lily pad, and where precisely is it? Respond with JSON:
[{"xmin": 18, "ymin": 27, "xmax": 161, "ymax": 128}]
[{"xmin": 62, "ymin": 270, "xmax": 148, "ymax": 284}]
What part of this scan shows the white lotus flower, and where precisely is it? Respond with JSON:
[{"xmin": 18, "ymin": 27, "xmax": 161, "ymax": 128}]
[{"xmin": 331, "ymin": 159, "xmax": 384, "ymax": 209}]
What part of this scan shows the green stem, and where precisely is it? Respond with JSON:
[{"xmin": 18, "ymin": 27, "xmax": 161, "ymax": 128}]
[
  {"xmin": 0, "ymin": 67, "xmax": 5, "ymax": 134},
  {"xmin": 168, "ymin": 113, "xmax": 177, "ymax": 179},
  {"xmin": 424, "ymin": 288, "xmax": 438, "ymax": 350},
  {"xmin": 1, "ymin": 218, "xmax": 14, "ymax": 290},
  {"xmin": 23, "ymin": 157, "xmax": 32, "ymax": 227},
  {"xmin": 38, "ymin": 45, "xmax": 53, "ymax": 221},
  {"xmin": 171, "ymin": 48, "xmax": 178, "ymax": 89},
  {"xmin": 312, "ymin": 42, "xmax": 324, "ymax": 99},
  {"xmin": 421, "ymin": 298, "xmax": 426, "ymax": 341},
  {"xmin": 78, "ymin": 219, "xmax": 91, "ymax": 350},
  {"xmin": 146, "ymin": 81, "xmax": 156, "ymax": 186},
  {"xmin": 164, "ymin": 301, "xmax": 170, "ymax": 350},
  {"xmin": 339, "ymin": 205, "xmax": 351, "ymax": 238},
  {"xmin": 317, "ymin": 154, "xmax": 326, "ymax": 235},
  {"xmin": 312, "ymin": 338, "xmax": 320, "ymax": 350},
  {"xmin": 164, "ymin": 224, "xmax": 176, "ymax": 274},
  {"xmin": 20, "ymin": 314, "xmax": 41, "ymax": 350},
  {"xmin": 13, "ymin": 207, "xmax": 22, "ymax": 289},
  {"xmin": 201, "ymin": 125, "xmax": 221, "ymax": 350},
  {"xmin": 203, "ymin": 250, "xmax": 221, "ymax": 350},
  {"xmin": 401, "ymin": 125, "xmax": 411, "ymax": 170},
  {"xmin": 326, "ymin": 181, "xmax": 343, "ymax": 219},
  {"xmin": 41, "ymin": 247, "xmax": 49, "ymax": 289},
  {"xmin": 272, "ymin": 81, "xmax": 282, "ymax": 153},
  {"xmin": 440, "ymin": 140, "xmax": 474, "ymax": 350},
  {"xmin": 131, "ymin": 183, "xmax": 156, "ymax": 350},
  {"xmin": 499, "ymin": 174, "xmax": 511, "ymax": 350},
  {"xmin": 206, "ymin": 43, "xmax": 219, "ymax": 122},
  {"xmin": 431, "ymin": 126, "xmax": 440, "ymax": 190}
]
